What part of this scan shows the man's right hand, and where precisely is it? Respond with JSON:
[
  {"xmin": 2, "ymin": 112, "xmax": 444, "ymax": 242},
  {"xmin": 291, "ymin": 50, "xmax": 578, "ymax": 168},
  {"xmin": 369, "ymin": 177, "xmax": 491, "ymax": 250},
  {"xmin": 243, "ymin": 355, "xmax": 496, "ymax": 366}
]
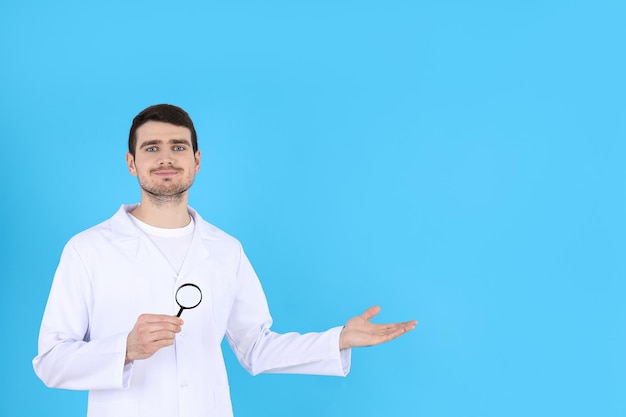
[{"xmin": 125, "ymin": 314, "xmax": 183, "ymax": 364}]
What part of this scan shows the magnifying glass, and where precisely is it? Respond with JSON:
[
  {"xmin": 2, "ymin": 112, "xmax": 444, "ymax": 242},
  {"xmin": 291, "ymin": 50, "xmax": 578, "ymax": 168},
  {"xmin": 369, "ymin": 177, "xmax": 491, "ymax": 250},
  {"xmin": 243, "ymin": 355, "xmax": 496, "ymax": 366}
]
[{"xmin": 175, "ymin": 283, "xmax": 202, "ymax": 317}]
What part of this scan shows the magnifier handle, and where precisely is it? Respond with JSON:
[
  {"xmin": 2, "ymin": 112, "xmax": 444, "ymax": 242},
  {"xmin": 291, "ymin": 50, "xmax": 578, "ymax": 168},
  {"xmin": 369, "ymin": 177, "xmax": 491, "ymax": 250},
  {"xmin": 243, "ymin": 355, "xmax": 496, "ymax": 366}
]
[{"xmin": 176, "ymin": 307, "xmax": 184, "ymax": 318}]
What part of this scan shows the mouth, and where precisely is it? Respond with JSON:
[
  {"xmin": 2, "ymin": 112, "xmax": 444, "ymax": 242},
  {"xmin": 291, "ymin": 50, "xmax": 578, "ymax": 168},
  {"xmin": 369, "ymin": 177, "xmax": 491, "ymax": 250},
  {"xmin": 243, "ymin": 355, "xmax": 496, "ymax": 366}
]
[{"xmin": 152, "ymin": 168, "xmax": 181, "ymax": 177}]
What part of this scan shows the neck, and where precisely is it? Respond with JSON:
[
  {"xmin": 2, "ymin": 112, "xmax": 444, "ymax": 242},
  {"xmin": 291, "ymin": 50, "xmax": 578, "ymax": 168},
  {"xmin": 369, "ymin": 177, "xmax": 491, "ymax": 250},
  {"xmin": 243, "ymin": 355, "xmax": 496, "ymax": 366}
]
[{"xmin": 131, "ymin": 193, "xmax": 191, "ymax": 228}]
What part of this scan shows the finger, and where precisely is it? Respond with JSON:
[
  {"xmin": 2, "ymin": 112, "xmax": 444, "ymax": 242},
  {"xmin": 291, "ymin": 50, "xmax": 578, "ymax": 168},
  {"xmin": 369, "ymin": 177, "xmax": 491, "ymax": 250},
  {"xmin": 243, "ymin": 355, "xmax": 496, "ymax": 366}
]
[
  {"xmin": 393, "ymin": 320, "xmax": 418, "ymax": 332},
  {"xmin": 386, "ymin": 320, "xmax": 417, "ymax": 330},
  {"xmin": 138, "ymin": 337, "xmax": 176, "ymax": 358},
  {"xmin": 361, "ymin": 305, "xmax": 381, "ymax": 321},
  {"xmin": 138, "ymin": 314, "xmax": 184, "ymax": 325},
  {"xmin": 133, "ymin": 330, "xmax": 178, "ymax": 351},
  {"xmin": 374, "ymin": 321, "xmax": 417, "ymax": 336},
  {"xmin": 388, "ymin": 322, "xmax": 418, "ymax": 337},
  {"xmin": 144, "ymin": 322, "xmax": 183, "ymax": 336},
  {"xmin": 149, "ymin": 330, "xmax": 179, "ymax": 342},
  {"xmin": 374, "ymin": 320, "xmax": 418, "ymax": 330},
  {"xmin": 133, "ymin": 321, "xmax": 182, "ymax": 341}
]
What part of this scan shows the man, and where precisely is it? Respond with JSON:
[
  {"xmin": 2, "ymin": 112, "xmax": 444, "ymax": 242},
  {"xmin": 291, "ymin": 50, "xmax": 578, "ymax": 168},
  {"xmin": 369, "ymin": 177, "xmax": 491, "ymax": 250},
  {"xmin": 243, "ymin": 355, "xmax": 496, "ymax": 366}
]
[{"xmin": 33, "ymin": 104, "xmax": 417, "ymax": 417}]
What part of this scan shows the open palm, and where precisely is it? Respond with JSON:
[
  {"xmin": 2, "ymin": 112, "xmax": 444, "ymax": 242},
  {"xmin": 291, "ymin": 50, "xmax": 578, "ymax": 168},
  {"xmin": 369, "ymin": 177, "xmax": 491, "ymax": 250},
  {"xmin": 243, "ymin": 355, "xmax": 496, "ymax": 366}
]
[{"xmin": 339, "ymin": 306, "xmax": 417, "ymax": 350}]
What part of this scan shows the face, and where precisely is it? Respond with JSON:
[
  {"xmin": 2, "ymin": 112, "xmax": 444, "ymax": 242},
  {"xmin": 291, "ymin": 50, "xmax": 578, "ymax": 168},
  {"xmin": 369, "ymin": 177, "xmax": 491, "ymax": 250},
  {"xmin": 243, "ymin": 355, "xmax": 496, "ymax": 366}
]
[{"xmin": 126, "ymin": 121, "xmax": 201, "ymax": 203}]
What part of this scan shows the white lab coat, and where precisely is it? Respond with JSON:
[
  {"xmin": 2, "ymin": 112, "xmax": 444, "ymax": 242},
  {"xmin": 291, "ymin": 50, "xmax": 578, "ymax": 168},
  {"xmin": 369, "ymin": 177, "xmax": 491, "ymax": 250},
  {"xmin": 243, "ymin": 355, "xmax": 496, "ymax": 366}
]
[{"xmin": 33, "ymin": 205, "xmax": 350, "ymax": 417}]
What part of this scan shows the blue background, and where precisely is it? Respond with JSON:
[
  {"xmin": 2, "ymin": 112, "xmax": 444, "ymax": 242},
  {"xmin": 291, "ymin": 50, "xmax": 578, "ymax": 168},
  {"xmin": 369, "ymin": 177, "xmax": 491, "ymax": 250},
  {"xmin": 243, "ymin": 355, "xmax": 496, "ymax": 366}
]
[{"xmin": 1, "ymin": 1, "xmax": 625, "ymax": 416}]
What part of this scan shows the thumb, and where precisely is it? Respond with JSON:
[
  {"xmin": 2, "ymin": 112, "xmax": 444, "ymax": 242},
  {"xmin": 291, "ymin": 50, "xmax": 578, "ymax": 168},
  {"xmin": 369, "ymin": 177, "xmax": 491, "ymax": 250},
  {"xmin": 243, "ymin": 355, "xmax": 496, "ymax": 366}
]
[{"xmin": 361, "ymin": 305, "xmax": 381, "ymax": 321}]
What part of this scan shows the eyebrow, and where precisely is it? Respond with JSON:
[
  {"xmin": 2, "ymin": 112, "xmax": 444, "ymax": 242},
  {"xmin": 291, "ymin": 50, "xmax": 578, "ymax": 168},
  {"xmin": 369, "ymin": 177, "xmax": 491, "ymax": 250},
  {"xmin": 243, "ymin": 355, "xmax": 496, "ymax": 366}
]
[{"xmin": 138, "ymin": 139, "xmax": 193, "ymax": 149}]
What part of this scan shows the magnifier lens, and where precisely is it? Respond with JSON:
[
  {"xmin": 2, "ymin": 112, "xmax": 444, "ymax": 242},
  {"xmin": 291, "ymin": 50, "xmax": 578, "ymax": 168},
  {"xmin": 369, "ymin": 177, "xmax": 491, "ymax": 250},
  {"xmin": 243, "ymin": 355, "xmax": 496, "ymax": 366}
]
[{"xmin": 175, "ymin": 284, "xmax": 202, "ymax": 317}]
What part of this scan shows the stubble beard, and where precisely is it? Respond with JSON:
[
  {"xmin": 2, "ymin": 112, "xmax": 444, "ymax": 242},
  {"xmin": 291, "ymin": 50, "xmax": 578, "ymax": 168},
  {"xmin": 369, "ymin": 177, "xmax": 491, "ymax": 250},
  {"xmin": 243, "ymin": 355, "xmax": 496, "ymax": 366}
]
[{"xmin": 139, "ymin": 177, "xmax": 195, "ymax": 206}]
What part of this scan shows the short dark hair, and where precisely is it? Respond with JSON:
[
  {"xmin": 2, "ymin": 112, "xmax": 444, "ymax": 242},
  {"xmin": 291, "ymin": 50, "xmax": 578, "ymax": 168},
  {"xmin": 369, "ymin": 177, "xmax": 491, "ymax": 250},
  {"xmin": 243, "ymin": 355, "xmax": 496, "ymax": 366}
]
[{"xmin": 128, "ymin": 104, "xmax": 198, "ymax": 157}]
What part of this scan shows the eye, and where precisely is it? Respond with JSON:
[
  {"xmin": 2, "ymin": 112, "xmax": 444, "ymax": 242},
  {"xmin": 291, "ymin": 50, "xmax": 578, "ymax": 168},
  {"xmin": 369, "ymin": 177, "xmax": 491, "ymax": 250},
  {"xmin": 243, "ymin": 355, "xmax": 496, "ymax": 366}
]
[
  {"xmin": 146, "ymin": 146, "xmax": 158, "ymax": 152},
  {"xmin": 174, "ymin": 145, "xmax": 185, "ymax": 151}
]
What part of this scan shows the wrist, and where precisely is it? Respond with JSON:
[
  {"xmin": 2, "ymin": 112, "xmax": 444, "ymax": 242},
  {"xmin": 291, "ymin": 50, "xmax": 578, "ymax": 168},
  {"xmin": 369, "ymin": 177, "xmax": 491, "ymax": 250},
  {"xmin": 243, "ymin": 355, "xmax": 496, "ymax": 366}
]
[{"xmin": 339, "ymin": 326, "xmax": 349, "ymax": 350}]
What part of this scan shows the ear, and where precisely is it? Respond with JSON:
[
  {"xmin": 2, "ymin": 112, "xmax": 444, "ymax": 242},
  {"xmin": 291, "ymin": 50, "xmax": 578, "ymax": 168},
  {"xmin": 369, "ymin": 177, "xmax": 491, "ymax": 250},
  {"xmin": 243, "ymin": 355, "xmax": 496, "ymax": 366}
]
[
  {"xmin": 194, "ymin": 150, "xmax": 201, "ymax": 173},
  {"xmin": 126, "ymin": 152, "xmax": 137, "ymax": 176}
]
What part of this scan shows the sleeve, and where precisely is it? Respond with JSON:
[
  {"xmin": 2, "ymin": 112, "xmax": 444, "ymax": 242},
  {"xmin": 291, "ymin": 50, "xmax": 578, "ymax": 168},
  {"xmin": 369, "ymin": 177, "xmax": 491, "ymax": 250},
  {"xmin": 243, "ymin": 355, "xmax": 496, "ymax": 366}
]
[
  {"xmin": 224, "ymin": 247, "xmax": 352, "ymax": 377},
  {"xmin": 32, "ymin": 241, "xmax": 133, "ymax": 390}
]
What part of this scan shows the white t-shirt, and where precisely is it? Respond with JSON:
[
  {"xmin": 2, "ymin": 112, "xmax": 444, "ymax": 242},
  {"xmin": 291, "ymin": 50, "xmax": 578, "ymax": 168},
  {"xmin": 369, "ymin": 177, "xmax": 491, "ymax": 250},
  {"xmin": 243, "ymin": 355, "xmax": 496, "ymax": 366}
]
[{"xmin": 128, "ymin": 213, "xmax": 194, "ymax": 274}]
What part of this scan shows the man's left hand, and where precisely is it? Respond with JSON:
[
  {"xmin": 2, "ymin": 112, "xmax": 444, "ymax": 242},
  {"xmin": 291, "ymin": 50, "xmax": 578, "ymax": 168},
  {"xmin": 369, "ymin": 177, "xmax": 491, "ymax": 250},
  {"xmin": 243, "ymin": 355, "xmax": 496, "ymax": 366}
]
[{"xmin": 339, "ymin": 306, "xmax": 417, "ymax": 350}]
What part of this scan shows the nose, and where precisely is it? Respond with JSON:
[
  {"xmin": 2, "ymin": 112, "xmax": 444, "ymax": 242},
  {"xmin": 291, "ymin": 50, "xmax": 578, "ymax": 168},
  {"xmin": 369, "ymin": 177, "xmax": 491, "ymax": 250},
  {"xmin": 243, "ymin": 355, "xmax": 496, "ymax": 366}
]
[{"xmin": 157, "ymin": 149, "xmax": 175, "ymax": 165}]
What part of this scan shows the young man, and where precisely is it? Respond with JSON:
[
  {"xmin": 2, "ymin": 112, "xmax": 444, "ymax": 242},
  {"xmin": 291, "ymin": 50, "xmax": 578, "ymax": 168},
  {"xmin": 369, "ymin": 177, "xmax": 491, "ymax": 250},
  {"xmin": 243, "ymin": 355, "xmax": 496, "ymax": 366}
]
[{"xmin": 33, "ymin": 104, "xmax": 417, "ymax": 417}]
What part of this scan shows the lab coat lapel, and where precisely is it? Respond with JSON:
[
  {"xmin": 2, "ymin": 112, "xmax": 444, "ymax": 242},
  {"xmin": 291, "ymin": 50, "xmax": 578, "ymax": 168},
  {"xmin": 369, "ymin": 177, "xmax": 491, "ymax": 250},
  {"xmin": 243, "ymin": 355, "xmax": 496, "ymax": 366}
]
[
  {"xmin": 108, "ymin": 204, "xmax": 178, "ymax": 277},
  {"xmin": 109, "ymin": 204, "xmax": 142, "ymax": 257}
]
